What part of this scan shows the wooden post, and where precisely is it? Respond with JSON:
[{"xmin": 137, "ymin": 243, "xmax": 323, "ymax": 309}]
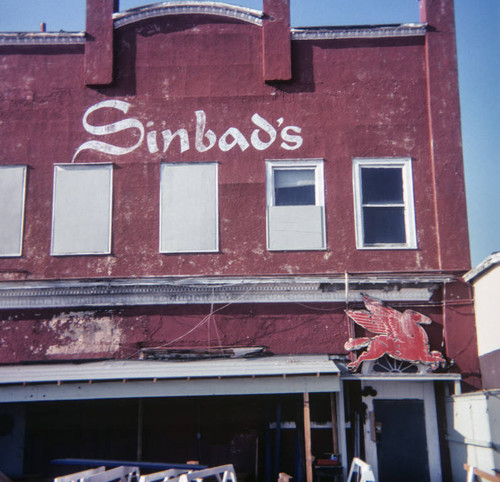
[
  {"xmin": 303, "ymin": 393, "xmax": 313, "ymax": 482},
  {"xmin": 330, "ymin": 393, "xmax": 339, "ymax": 454}
]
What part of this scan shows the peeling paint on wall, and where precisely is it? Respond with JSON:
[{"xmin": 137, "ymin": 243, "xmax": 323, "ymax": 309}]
[{"xmin": 45, "ymin": 312, "xmax": 122, "ymax": 356}]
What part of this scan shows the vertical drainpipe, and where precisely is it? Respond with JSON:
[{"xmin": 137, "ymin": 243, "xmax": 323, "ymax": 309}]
[
  {"xmin": 420, "ymin": 0, "xmax": 471, "ymax": 271},
  {"xmin": 85, "ymin": 0, "xmax": 119, "ymax": 86},
  {"xmin": 262, "ymin": 0, "xmax": 292, "ymax": 82}
]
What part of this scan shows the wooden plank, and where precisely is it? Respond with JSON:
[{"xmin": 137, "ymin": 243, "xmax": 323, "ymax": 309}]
[
  {"xmin": 86, "ymin": 466, "xmax": 139, "ymax": 482},
  {"xmin": 347, "ymin": 458, "xmax": 375, "ymax": 482},
  {"xmin": 171, "ymin": 465, "xmax": 236, "ymax": 482},
  {"xmin": 54, "ymin": 467, "xmax": 105, "ymax": 482},
  {"xmin": 464, "ymin": 464, "xmax": 500, "ymax": 482},
  {"xmin": 303, "ymin": 393, "xmax": 313, "ymax": 482},
  {"xmin": 139, "ymin": 469, "xmax": 187, "ymax": 482},
  {"xmin": 330, "ymin": 392, "xmax": 339, "ymax": 454}
]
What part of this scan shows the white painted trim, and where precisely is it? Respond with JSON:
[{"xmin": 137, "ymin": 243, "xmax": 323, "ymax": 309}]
[
  {"xmin": 265, "ymin": 159, "xmax": 326, "ymax": 251},
  {"xmin": 361, "ymin": 380, "xmax": 442, "ymax": 482},
  {"xmin": 0, "ymin": 355, "xmax": 341, "ymax": 403},
  {"xmin": 266, "ymin": 159, "xmax": 325, "ymax": 207},
  {"xmin": 464, "ymin": 252, "xmax": 500, "ymax": 282},
  {"xmin": 353, "ymin": 158, "xmax": 417, "ymax": 250},
  {"xmin": 342, "ymin": 373, "xmax": 460, "ymax": 382},
  {"xmin": 0, "ymin": 32, "xmax": 85, "ymax": 46},
  {"xmin": 113, "ymin": 2, "xmax": 264, "ymax": 28},
  {"xmin": 0, "ymin": 355, "xmax": 339, "ymax": 384},
  {"xmin": 291, "ymin": 24, "xmax": 427, "ymax": 41},
  {"xmin": 0, "ymin": 374, "xmax": 341, "ymax": 403}
]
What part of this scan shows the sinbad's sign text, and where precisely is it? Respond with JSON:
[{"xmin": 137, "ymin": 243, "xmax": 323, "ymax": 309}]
[{"xmin": 72, "ymin": 100, "xmax": 303, "ymax": 162}]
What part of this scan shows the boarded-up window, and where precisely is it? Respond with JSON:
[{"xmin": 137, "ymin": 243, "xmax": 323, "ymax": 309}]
[
  {"xmin": 51, "ymin": 164, "xmax": 113, "ymax": 255},
  {"xmin": 353, "ymin": 158, "xmax": 417, "ymax": 249},
  {"xmin": 0, "ymin": 165, "xmax": 27, "ymax": 257},
  {"xmin": 160, "ymin": 163, "xmax": 218, "ymax": 253},
  {"xmin": 266, "ymin": 160, "xmax": 326, "ymax": 251}
]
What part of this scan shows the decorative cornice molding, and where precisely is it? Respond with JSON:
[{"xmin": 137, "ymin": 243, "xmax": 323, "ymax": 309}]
[
  {"xmin": 113, "ymin": 2, "xmax": 264, "ymax": 29},
  {"xmin": 0, "ymin": 32, "xmax": 85, "ymax": 46},
  {"xmin": 291, "ymin": 23, "xmax": 427, "ymax": 41},
  {"xmin": 0, "ymin": 21, "xmax": 426, "ymax": 47},
  {"xmin": 0, "ymin": 275, "xmax": 450, "ymax": 309}
]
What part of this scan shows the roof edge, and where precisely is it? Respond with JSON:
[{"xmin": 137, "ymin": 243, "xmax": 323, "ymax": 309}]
[
  {"xmin": 113, "ymin": 1, "xmax": 264, "ymax": 28},
  {"xmin": 291, "ymin": 23, "xmax": 427, "ymax": 40},
  {"xmin": 0, "ymin": 22, "xmax": 427, "ymax": 46},
  {"xmin": 464, "ymin": 252, "xmax": 500, "ymax": 283},
  {"xmin": 0, "ymin": 32, "xmax": 85, "ymax": 46}
]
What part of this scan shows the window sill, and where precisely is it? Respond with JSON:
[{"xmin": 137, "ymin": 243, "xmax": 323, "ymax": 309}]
[{"xmin": 356, "ymin": 244, "xmax": 418, "ymax": 250}]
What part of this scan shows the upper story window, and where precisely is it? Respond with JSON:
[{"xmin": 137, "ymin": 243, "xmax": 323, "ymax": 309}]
[
  {"xmin": 266, "ymin": 159, "xmax": 326, "ymax": 251},
  {"xmin": 353, "ymin": 158, "xmax": 417, "ymax": 249},
  {"xmin": 160, "ymin": 162, "xmax": 219, "ymax": 253},
  {"xmin": 51, "ymin": 164, "xmax": 113, "ymax": 256},
  {"xmin": 0, "ymin": 165, "xmax": 27, "ymax": 257}
]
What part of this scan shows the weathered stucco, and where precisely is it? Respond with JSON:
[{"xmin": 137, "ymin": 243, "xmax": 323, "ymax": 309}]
[
  {"xmin": 0, "ymin": 0, "xmax": 479, "ymax": 389},
  {"xmin": 0, "ymin": 11, "xmax": 468, "ymax": 278}
]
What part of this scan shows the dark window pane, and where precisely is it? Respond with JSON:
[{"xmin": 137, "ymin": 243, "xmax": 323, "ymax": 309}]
[
  {"xmin": 361, "ymin": 168, "xmax": 403, "ymax": 204},
  {"xmin": 275, "ymin": 185, "xmax": 315, "ymax": 205},
  {"xmin": 363, "ymin": 206, "xmax": 406, "ymax": 244},
  {"xmin": 274, "ymin": 169, "xmax": 315, "ymax": 206}
]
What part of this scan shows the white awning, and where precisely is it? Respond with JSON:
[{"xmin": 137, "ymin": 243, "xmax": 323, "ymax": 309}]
[{"xmin": 0, "ymin": 355, "xmax": 341, "ymax": 403}]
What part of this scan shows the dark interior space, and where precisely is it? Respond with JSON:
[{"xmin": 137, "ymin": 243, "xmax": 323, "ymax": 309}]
[{"xmin": 20, "ymin": 392, "xmax": 338, "ymax": 482}]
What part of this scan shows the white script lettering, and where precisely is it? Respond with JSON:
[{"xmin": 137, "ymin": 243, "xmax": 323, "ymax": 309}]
[
  {"xmin": 72, "ymin": 100, "xmax": 145, "ymax": 162},
  {"xmin": 72, "ymin": 100, "xmax": 303, "ymax": 161}
]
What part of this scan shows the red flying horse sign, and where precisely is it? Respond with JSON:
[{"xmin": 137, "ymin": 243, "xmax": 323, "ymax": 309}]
[{"xmin": 345, "ymin": 295, "xmax": 445, "ymax": 371}]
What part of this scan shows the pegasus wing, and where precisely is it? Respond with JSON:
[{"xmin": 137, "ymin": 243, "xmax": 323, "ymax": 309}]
[
  {"xmin": 346, "ymin": 296, "xmax": 398, "ymax": 335},
  {"xmin": 346, "ymin": 310, "xmax": 390, "ymax": 334}
]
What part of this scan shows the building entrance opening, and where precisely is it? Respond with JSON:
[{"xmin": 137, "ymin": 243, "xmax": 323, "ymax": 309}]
[{"xmin": 21, "ymin": 393, "xmax": 340, "ymax": 482}]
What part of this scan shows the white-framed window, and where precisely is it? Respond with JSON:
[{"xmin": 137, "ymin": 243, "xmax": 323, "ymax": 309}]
[
  {"xmin": 160, "ymin": 162, "xmax": 219, "ymax": 253},
  {"xmin": 0, "ymin": 165, "xmax": 27, "ymax": 257},
  {"xmin": 353, "ymin": 158, "xmax": 417, "ymax": 249},
  {"xmin": 266, "ymin": 159, "xmax": 326, "ymax": 251},
  {"xmin": 51, "ymin": 163, "xmax": 113, "ymax": 255}
]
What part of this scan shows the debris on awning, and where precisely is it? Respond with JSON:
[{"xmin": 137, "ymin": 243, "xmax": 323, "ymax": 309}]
[{"xmin": 138, "ymin": 346, "xmax": 268, "ymax": 361}]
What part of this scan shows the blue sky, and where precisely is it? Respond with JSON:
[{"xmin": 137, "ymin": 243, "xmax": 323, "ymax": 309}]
[{"xmin": 1, "ymin": 0, "xmax": 498, "ymax": 267}]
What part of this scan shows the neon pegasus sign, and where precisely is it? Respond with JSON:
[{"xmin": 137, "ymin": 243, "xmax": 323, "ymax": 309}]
[
  {"xmin": 72, "ymin": 100, "xmax": 304, "ymax": 162},
  {"xmin": 344, "ymin": 295, "xmax": 446, "ymax": 371}
]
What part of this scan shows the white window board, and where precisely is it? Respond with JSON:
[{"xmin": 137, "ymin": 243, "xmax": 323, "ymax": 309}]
[{"xmin": 51, "ymin": 164, "xmax": 113, "ymax": 255}]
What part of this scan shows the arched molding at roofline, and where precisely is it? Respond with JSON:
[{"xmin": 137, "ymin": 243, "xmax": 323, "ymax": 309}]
[{"xmin": 113, "ymin": 2, "xmax": 264, "ymax": 29}]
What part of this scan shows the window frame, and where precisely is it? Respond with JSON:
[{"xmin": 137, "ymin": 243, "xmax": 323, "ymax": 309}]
[
  {"xmin": 50, "ymin": 163, "xmax": 114, "ymax": 256},
  {"xmin": 0, "ymin": 165, "xmax": 27, "ymax": 257},
  {"xmin": 159, "ymin": 161, "xmax": 219, "ymax": 254},
  {"xmin": 266, "ymin": 159, "xmax": 326, "ymax": 251},
  {"xmin": 353, "ymin": 157, "xmax": 417, "ymax": 250}
]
